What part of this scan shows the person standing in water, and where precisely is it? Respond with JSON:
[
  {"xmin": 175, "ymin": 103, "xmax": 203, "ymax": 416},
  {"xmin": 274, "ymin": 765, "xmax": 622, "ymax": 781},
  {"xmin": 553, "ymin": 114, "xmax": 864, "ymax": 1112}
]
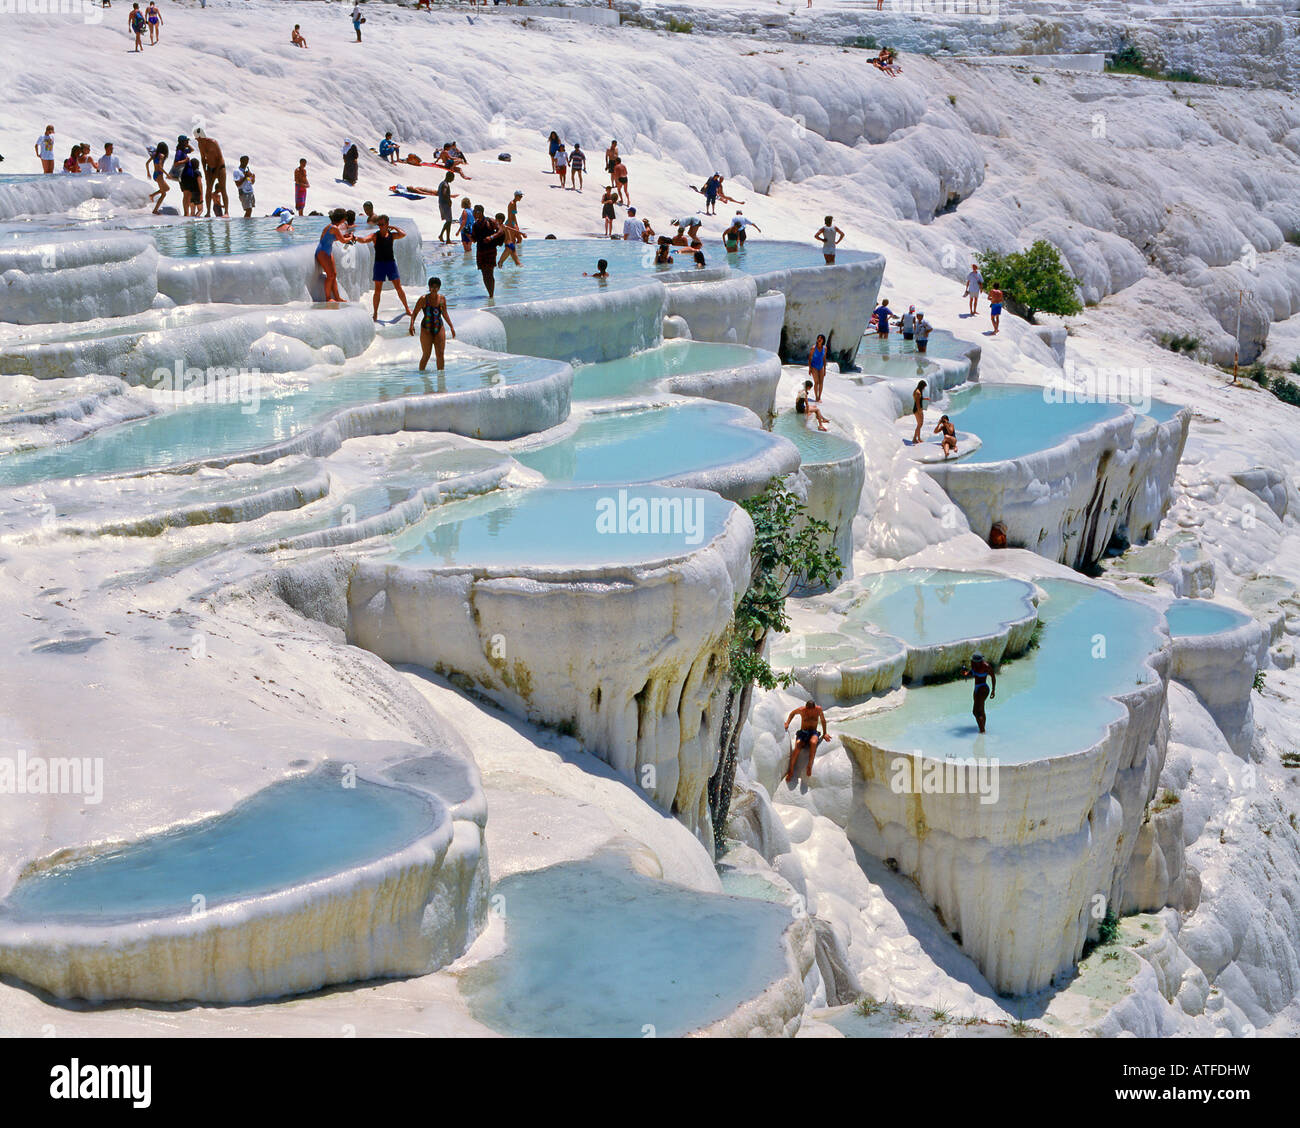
[
  {"xmin": 354, "ymin": 215, "xmax": 412, "ymax": 322},
  {"xmin": 456, "ymin": 196, "xmax": 474, "ymax": 251},
  {"xmin": 498, "ymin": 190, "xmax": 524, "ymax": 267},
  {"xmin": 436, "ymin": 172, "xmax": 455, "ymax": 243},
  {"xmin": 409, "ymin": 277, "xmax": 455, "ymax": 372},
  {"xmin": 232, "ymin": 155, "xmax": 256, "ymax": 217},
  {"xmin": 911, "ymin": 379, "xmax": 927, "ymax": 444},
  {"xmin": 815, "ymin": 215, "xmax": 844, "ymax": 263},
  {"xmin": 873, "ymin": 298, "xmax": 893, "ymax": 338},
  {"xmin": 194, "ymin": 129, "xmax": 228, "ymax": 218},
  {"xmin": 914, "ymin": 311, "xmax": 932, "ymax": 354},
  {"xmin": 988, "ymin": 283, "xmax": 1004, "ymax": 334},
  {"xmin": 470, "ymin": 205, "xmax": 505, "ymax": 298},
  {"xmin": 808, "ymin": 333, "xmax": 828, "ymax": 401},
  {"xmin": 960, "ymin": 653, "xmax": 996, "ymax": 733},
  {"xmin": 315, "ymin": 208, "xmax": 355, "ymax": 303},
  {"xmin": 783, "ymin": 700, "xmax": 830, "ymax": 782}
]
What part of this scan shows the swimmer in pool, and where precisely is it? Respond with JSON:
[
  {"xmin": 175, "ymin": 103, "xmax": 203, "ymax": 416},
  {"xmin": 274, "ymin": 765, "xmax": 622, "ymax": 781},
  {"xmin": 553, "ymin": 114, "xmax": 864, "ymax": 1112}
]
[
  {"xmin": 583, "ymin": 259, "xmax": 609, "ymax": 279},
  {"xmin": 959, "ymin": 653, "xmax": 996, "ymax": 733}
]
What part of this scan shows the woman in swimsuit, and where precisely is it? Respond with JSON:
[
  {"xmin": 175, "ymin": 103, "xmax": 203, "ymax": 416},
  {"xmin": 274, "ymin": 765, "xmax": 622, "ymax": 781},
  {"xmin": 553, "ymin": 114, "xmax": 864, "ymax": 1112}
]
[
  {"xmin": 409, "ymin": 277, "xmax": 456, "ymax": 373},
  {"xmin": 146, "ymin": 141, "xmax": 169, "ymax": 213},
  {"xmin": 600, "ymin": 187, "xmax": 616, "ymax": 237},
  {"xmin": 795, "ymin": 381, "xmax": 830, "ymax": 431},
  {"xmin": 653, "ymin": 237, "xmax": 674, "ymax": 266},
  {"xmin": 146, "ymin": 2, "xmax": 161, "ymax": 44},
  {"xmin": 961, "ymin": 654, "xmax": 996, "ymax": 733},
  {"xmin": 498, "ymin": 193, "xmax": 524, "ymax": 267},
  {"xmin": 911, "ymin": 379, "xmax": 928, "ymax": 445},
  {"xmin": 934, "ymin": 414, "xmax": 958, "ymax": 458},
  {"xmin": 316, "ymin": 208, "xmax": 354, "ymax": 303},
  {"xmin": 807, "ymin": 333, "xmax": 828, "ymax": 401}
]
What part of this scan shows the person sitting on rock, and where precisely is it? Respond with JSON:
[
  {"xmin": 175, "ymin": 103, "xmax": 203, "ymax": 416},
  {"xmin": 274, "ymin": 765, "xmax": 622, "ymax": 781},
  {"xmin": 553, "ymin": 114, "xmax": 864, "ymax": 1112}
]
[{"xmin": 784, "ymin": 700, "xmax": 829, "ymax": 782}]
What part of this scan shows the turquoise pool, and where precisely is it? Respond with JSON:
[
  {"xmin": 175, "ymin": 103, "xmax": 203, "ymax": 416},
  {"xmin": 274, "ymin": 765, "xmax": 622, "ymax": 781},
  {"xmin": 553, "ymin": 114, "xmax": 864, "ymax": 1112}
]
[
  {"xmin": 842, "ymin": 569, "xmax": 1037, "ymax": 649},
  {"xmin": 838, "ymin": 579, "xmax": 1164, "ymax": 764},
  {"xmin": 514, "ymin": 401, "xmax": 780, "ymax": 485},
  {"xmin": 571, "ymin": 340, "xmax": 768, "ymax": 402},
  {"xmin": 0, "ymin": 356, "xmax": 562, "ymax": 486},
  {"xmin": 937, "ymin": 385, "xmax": 1127, "ymax": 463},
  {"xmin": 459, "ymin": 856, "xmax": 791, "ymax": 1037},
  {"xmin": 1165, "ymin": 599, "xmax": 1252, "ymax": 637},
  {"xmin": 422, "ymin": 238, "xmax": 868, "ymax": 307},
  {"xmin": 0, "ymin": 770, "xmax": 435, "ymax": 924},
  {"xmin": 148, "ymin": 216, "xmax": 327, "ymax": 258},
  {"xmin": 771, "ymin": 411, "xmax": 861, "ymax": 464},
  {"xmin": 380, "ymin": 485, "xmax": 733, "ymax": 569},
  {"xmin": 858, "ymin": 328, "xmax": 973, "ymax": 362}
]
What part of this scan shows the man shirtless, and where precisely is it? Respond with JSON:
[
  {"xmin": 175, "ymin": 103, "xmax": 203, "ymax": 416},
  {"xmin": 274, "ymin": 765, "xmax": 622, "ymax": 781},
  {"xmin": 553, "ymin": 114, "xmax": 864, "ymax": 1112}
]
[
  {"xmin": 195, "ymin": 130, "xmax": 228, "ymax": 218},
  {"xmin": 784, "ymin": 700, "xmax": 829, "ymax": 783}
]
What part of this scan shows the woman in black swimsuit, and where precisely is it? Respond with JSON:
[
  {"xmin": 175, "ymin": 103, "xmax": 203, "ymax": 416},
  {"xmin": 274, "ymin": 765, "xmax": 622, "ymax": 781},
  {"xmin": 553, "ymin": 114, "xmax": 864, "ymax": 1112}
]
[
  {"xmin": 795, "ymin": 380, "xmax": 830, "ymax": 431},
  {"xmin": 601, "ymin": 187, "xmax": 617, "ymax": 237},
  {"xmin": 409, "ymin": 277, "xmax": 456, "ymax": 373}
]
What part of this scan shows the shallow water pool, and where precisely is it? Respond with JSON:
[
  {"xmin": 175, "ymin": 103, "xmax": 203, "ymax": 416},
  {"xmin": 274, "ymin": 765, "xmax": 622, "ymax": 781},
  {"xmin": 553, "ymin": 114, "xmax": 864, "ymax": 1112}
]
[
  {"xmin": 514, "ymin": 401, "xmax": 780, "ymax": 485},
  {"xmin": 938, "ymin": 385, "xmax": 1127, "ymax": 463},
  {"xmin": 838, "ymin": 579, "xmax": 1164, "ymax": 764},
  {"xmin": 1164, "ymin": 599, "xmax": 1252, "ymax": 637},
  {"xmin": 571, "ymin": 340, "xmax": 768, "ymax": 402},
  {"xmin": 380, "ymin": 485, "xmax": 733, "ymax": 569},
  {"xmin": 0, "ymin": 770, "xmax": 435, "ymax": 924},
  {"xmin": 459, "ymin": 856, "xmax": 791, "ymax": 1037}
]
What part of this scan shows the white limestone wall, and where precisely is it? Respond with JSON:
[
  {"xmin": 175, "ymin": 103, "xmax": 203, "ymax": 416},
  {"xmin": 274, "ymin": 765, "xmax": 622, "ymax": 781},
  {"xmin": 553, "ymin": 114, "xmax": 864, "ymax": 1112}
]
[
  {"xmin": 336, "ymin": 506, "xmax": 756, "ymax": 845},
  {"xmin": 489, "ymin": 282, "xmax": 666, "ymax": 363},
  {"xmin": 660, "ymin": 349, "xmax": 782, "ymax": 421},
  {"xmin": 793, "ymin": 446, "xmax": 866, "ymax": 591},
  {"xmin": 752, "ymin": 254, "xmax": 885, "ymax": 371},
  {"xmin": 0, "ymin": 305, "xmax": 376, "ymax": 383},
  {"xmin": 0, "ymin": 173, "xmax": 150, "ymax": 222},
  {"xmin": 924, "ymin": 402, "xmax": 1190, "ymax": 568},
  {"xmin": 0, "ymin": 232, "xmax": 159, "ymax": 324},
  {"xmin": 840, "ymin": 640, "xmax": 1172, "ymax": 995},
  {"xmin": 749, "ymin": 290, "xmax": 787, "ymax": 355},
  {"xmin": 0, "ymin": 772, "xmax": 472, "ymax": 1004},
  {"xmin": 661, "ymin": 273, "xmax": 757, "ymax": 346},
  {"xmin": 1169, "ymin": 616, "xmax": 1270, "ymax": 759}
]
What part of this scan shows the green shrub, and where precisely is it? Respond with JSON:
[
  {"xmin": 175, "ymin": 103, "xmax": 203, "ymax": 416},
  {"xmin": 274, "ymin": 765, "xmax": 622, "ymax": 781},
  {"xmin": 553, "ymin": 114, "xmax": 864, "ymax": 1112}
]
[
  {"xmin": 666, "ymin": 16, "xmax": 692, "ymax": 33},
  {"xmin": 843, "ymin": 35, "xmax": 878, "ymax": 50},
  {"xmin": 1271, "ymin": 376, "xmax": 1300, "ymax": 407},
  {"xmin": 974, "ymin": 241, "xmax": 1083, "ymax": 323}
]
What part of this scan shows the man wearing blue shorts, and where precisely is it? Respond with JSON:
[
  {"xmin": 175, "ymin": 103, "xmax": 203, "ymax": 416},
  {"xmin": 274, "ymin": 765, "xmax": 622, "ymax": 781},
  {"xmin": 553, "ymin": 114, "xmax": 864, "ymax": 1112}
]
[{"xmin": 354, "ymin": 215, "xmax": 411, "ymax": 322}]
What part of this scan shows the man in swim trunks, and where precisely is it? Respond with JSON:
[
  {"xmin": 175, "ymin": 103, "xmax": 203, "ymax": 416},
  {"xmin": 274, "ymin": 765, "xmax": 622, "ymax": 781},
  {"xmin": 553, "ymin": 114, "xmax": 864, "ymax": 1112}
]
[
  {"xmin": 784, "ymin": 700, "xmax": 829, "ymax": 782},
  {"xmin": 815, "ymin": 215, "xmax": 844, "ymax": 263},
  {"xmin": 612, "ymin": 158, "xmax": 630, "ymax": 206},
  {"xmin": 960, "ymin": 653, "xmax": 996, "ymax": 733},
  {"xmin": 988, "ymin": 284, "xmax": 1004, "ymax": 334},
  {"xmin": 195, "ymin": 130, "xmax": 228, "ymax": 218},
  {"xmin": 354, "ymin": 214, "xmax": 412, "ymax": 322},
  {"xmin": 964, "ymin": 263, "xmax": 983, "ymax": 316},
  {"xmin": 471, "ymin": 205, "xmax": 505, "ymax": 298}
]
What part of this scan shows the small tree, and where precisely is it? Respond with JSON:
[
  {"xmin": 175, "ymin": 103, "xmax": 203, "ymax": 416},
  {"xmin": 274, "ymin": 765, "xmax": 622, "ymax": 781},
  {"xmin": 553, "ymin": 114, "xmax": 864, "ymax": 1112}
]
[
  {"xmin": 975, "ymin": 240, "xmax": 1083, "ymax": 323},
  {"xmin": 707, "ymin": 480, "xmax": 843, "ymax": 854}
]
